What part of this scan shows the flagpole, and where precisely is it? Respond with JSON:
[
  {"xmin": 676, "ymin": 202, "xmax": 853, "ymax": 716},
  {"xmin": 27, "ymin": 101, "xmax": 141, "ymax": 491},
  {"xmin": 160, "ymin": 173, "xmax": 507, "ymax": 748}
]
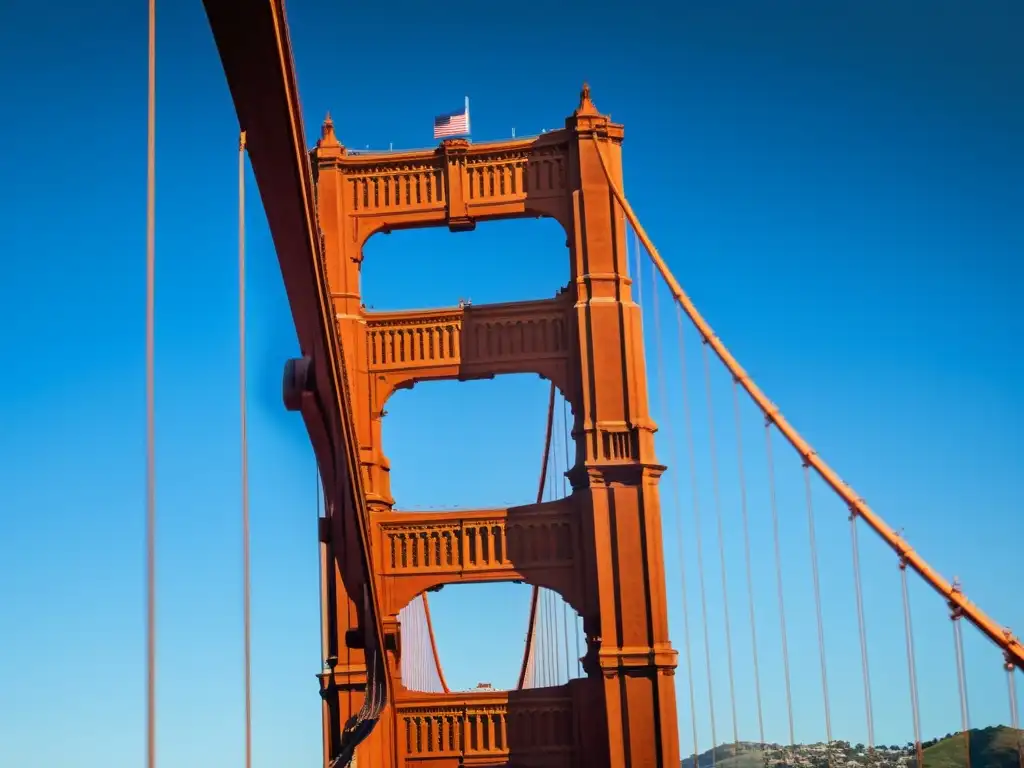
[{"xmin": 465, "ymin": 95, "xmax": 470, "ymax": 135}]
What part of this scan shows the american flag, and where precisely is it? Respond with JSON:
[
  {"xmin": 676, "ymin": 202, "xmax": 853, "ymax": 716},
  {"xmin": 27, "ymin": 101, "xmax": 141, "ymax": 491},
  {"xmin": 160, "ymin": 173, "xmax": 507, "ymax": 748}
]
[{"xmin": 433, "ymin": 97, "xmax": 471, "ymax": 139}]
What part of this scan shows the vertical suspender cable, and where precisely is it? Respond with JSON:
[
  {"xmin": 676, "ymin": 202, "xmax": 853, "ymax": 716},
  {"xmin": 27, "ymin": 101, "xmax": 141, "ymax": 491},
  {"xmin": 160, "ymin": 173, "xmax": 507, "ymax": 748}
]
[
  {"xmin": 702, "ymin": 343, "xmax": 739, "ymax": 748},
  {"xmin": 540, "ymin": 592, "xmax": 550, "ymax": 686},
  {"xmin": 517, "ymin": 382, "xmax": 556, "ymax": 691},
  {"xmin": 547, "ymin": 436, "xmax": 558, "ymax": 683},
  {"xmin": 764, "ymin": 426, "xmax": 796, "ymax": 747},
  {"xmin": 239, "ymin": 130, "xmax": 252, "ymax": 768},
  {"xmin": 429, "ymin": 601, "xmax": 437, "ymax": 691},
  {"xmin": 539, "ymin": 450, "xmax": 549, "ymax": 684},
  {"xmin": 423, "ymin": 600, "xmax": 430, "ymax": 690},
  {"xmin": 411, "ymin": 602, "xmax": 417, "ymax": 690},
  {"xmin": 423, "ymin": 592, "xmax": 449, "ymax": 693},
  {"xmin": 803, "ymin": 465, "xmax": 833, "ymax": 758},
  {"xmin": 899, "ymin": 562, "xmax": 924, "ymax": 767},
  {"xmin": 1010, "ymin": 660, "xmax": 1021, "ymax": 730},
  {"xmin": 849, "ymin": 513, "xmax": 875, "ymax": 749},
  {"xmin": 952, "ymin": 610, "xmax": 972, "ymax": 768},
  {"xmin": 544, "ymin": 593, "xmax": 552, "ymax": 684},
  {"xmin": 549, "ymin": 591, "xmax": 558, "ymax": 684},
  {"xmin": 421, "ymin": 601, "xmax": 429, "ymax": 690},
  {"xmin": 592, "ymin": 124, "xmax": 1022, "ymax": 765},
  {"xmin": 732, "ymin": 379, "xmax": 765, "ymax": 746},
  {"xmin": 536, "ymin": 384, "xmax": 557, "ymax": 688},
  {"xmin": 537, "ymin": 591, "xmax": 546, "ymax": 688},
  {"xmin": 559, "ymin": 397, "xmax": 577, "ymax": 679},
  {"xmin": 548, "ymin": 426, "xmax": 564, "ymax": 686},
  {"xmin": 676, "ymin": 300, "xmax": 718, "ymax": 766},
  {"xmin": 411, "ymin": 602, "xmax": 419, "ymax": 690},
  {"xmin": 1006, "ymin": 660, "xmax": 1022, "ymax": 768},
  {"xmin": 405, "ymin": 605, "xmax": 413, "ymax": 690},
  {"xmin": 553, "ymin": 413, "xmax": 572, "ymax": 682},
  {"xmin": 408, "ymin": 606, "xmax": 417, "ymax": 690},
  {"xmin": 550, "ymin": 588, "xmax": 562, "ymax": 684},
  {"xmin": 421, "ymin": 603, "xmax": 428, "ymax": 690},
  {"xmin": 647, "ymin": 241, "xmax": 701, "ymax": 765},
  {"xmin": 406, "ymin": 605, "xmax": 415, "ymax": 689},
  {"xmin": 145, "ymin": 0, "xmax": 157, "ymax": 764}
]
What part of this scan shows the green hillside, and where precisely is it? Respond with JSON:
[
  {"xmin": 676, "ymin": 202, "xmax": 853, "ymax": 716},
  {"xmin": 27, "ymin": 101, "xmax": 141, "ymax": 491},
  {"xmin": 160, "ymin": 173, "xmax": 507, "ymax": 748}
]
[
  {"xmin": 680, "ymin": 727, "xmax": 1023, "ymax": 768},
  {"xmin": 716, "ymin": 749, "xmax": 766, "ymax": 768},
  {"xmin": 682, "ymin": 741, "xmax": 765, "ymax": 768},
  {"xmin": 921, "ymin": 726, "xmax": 1022, "ymax": 768}
]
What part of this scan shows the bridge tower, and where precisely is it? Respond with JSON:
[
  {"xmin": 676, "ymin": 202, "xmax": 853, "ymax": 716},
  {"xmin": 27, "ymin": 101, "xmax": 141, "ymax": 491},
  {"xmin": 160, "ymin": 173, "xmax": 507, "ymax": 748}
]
[{"xmin": 312, "ymin": 86, "xmax": 680, "ymax": 767}]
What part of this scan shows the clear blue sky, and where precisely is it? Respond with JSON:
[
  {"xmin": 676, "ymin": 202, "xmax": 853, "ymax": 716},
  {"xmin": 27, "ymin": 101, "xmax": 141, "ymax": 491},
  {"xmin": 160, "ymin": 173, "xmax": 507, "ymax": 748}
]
[{"xmin": 0, "ymin": 1, "xmax": 1021, "ymax": 765}]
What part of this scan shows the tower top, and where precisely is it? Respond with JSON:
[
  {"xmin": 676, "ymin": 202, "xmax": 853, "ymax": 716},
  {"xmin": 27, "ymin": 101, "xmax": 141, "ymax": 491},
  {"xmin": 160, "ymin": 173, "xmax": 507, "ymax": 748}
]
[
  {"xmin": 318, "ymin": 112, "xmax": 340, "ymax": 149},
  {"xmin": 575, "ymin": 82, "xmax": 599, "ymax": 117}
]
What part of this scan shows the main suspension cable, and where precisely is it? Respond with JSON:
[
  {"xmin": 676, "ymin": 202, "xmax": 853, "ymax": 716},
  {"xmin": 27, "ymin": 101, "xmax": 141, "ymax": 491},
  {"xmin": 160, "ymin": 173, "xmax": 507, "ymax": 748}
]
[
  {"xmin": 145, "ymin": 0, "xmax": 157, "ymax": 763},
  {"xmin": 238, "ymin": 129, "xmax": 253, "ymax": 768},
  {"xmin": 421, "ymin": 591, "xmax": 449, "ymax": 693},
  {"xmin": 589, "ymin": 139, "xmax": 1024, "ymax": 670}
]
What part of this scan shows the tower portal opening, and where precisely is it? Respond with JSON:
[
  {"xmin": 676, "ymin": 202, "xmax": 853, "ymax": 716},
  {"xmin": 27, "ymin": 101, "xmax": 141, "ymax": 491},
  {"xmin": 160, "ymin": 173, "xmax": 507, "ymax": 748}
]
[
  {"xmin": 382, "ymin": 374, "xmax": 570, "ymax": 511},
  {"xmin": 360, "ymin": 217, "xmax": 569, "ymax": 312},
  {"xmin": 399, "ymin": 583, "xmax": 585, "ymax": 694}
]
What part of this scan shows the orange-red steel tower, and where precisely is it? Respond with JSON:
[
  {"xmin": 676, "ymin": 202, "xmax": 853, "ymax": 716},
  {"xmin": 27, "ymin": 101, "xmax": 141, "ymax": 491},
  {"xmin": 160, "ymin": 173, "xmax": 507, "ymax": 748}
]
[{"xmin": 314, "ymin": 86, "xmax": 681, "ymax": 767}]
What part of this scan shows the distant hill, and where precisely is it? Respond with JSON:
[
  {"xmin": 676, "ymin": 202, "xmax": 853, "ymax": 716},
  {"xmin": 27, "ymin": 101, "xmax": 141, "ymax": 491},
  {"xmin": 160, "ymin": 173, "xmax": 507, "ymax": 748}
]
[
  {"xmin": 680, "ymin": 727, "xmax": 1023, "ymax": 768},
  {"xmin": 921, "ymin": 726, "xmax": 1023, "ymax": 768},
  {"xmin": 681, "ymin": 741, "xmax": 768, "ymax": 768}
]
